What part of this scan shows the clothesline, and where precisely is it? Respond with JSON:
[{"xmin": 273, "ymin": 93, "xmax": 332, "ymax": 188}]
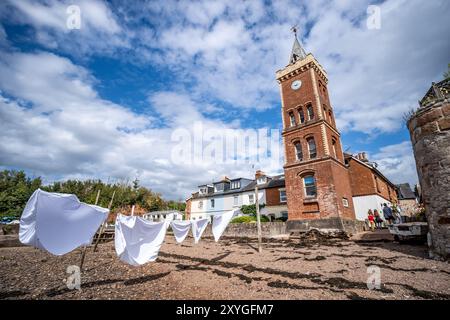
[{"xmin": 19, "ymin": 189, "xmax": 238, "ymax": 266}]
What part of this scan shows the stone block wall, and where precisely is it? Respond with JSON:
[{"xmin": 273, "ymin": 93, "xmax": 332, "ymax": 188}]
[{"xmin": 408, "ymin": 101, "xmax": 450, "ymax": 259}]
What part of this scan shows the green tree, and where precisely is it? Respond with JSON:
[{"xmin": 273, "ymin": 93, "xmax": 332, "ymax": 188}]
[
  {"xmin": 240, "ymin": 204, "xmax": 266, "ymax": 216},
  {"xmin": 0, "ymin": 170, "xmax": 42, "ymax": 218},
  {"xmin": 0, "ymin": 170, "xmax": 188, "ymax": 218}
]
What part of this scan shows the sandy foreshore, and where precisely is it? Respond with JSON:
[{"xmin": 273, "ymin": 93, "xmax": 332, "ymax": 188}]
[{"xmin": 1, "ymin": 232, "xmax": 449, "ymax": 300}]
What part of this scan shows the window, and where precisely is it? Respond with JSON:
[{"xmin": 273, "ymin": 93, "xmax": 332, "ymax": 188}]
[
  {"xmin": 329, "ymin": 110, "xmax": 333, "ymax": 124},
  {"xmin": 342, "ymin": 198, "xmax": 349, "ymax": 207},
  {"xmin": 332, "ymin": 139, "xmax": 337, "ymax": 158},
  {"xmin": 198, "ymin": 201, "xmax": 203, "ymax": 209},
  {"xmin": 248, "ymin": 194, "xmax": 254, "ymax": 204},
  {"xmin": 279, "ymin": 190, "xmax": 287, "ymax": 202},
  {"xmin": 214, "ymin": 183, "xmax": 224, "ymax": 192},
  {"xmin": 306, "ymin": 104, "xmax": 314, "ymax": 120},
  {"xmin": 199, "ymin": 187, "xmax": 207, "ymax": 194},
  {"xmin": 233, "ymin": 195, "xmax": 239, "ymax": 206},
  {"xmin": 210, "ymin": 199, "xmax": 215, "ymax": 208},
  {"xmin": 298, "ymin": 108, "xmax": 305, "ymax": 123},
  {"xmin": 294, "ymin": 141, "xmax": 303, "ymax": 161},
  {"xmin": 303, "ymin": 175, "xmax": 317, "ymax": 197},
  {"xmin": 307, "ymin": 137, "xmax": 317, "ymax": 159},
  {"xmin": 323, "ymin": 106, "xmax": 327, "ymax": 120},
  {"xmin": 230, "ymin": 180, "xmax": 241, "ymax": 189},
  {"xmin": 257, "ymin": 176, "xmax": 267, "ymax": 185},
  {"xmin": 289, "ymin": 112, "xmax": 296, "ymax": 127}
]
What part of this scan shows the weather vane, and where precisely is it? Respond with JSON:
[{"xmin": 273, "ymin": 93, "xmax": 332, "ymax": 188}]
[{"xmin": 291, "ymin": 24, "xmax": 298, "ymax": 38}]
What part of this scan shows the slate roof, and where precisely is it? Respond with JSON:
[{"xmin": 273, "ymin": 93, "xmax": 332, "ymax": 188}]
[
  {"xmin": 396, "ymin": 183, "xmax": 416, "ymax": 200},
  {"xmin": 191, "ymin": 175, "xmax": 285, "ymax": 199}
]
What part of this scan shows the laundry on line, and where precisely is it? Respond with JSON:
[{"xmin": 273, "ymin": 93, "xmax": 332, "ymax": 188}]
[
  {"xmin": 19, "ymin": 190, "xmax": 239, "ymax": 266},
  {"xmin": 19, "ymin": 189, "xmax": 109, "ymax": 256},
  {"xmin": 115, "ymin": 214, "xmax": 167, "ymax": 266},
  {"xmin": 171, "ymin": 220, "xmax": 192, "ymax": 244}
]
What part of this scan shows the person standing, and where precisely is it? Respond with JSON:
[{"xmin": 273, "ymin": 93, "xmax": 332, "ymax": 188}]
[
  {"xmin": 392, "ymin": 202, "xmax": 403, "ymax": 224},
  {"xmin": 367, "ymin": 209, "xmax": 375, "ymax": 232},
  {"xmin": 382, "ymin": 203, "xmax": 394, "ymax": 225},
  {"xmin": 374, "ymin": 209, "xmax": 383, "ymax": 229}
]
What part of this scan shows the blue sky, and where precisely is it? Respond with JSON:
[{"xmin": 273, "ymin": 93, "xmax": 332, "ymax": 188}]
[{"xmin": 0, "ymin": 0, "xmax": 449, "ymax": 199}]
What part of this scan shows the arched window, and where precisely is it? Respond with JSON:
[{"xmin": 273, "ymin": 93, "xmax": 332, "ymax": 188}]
[
  {"xmin": 323, "ymin": 105, "xmax": 327, "ymax": 120},
  {"xmin": 294, "ymin": 142, "xmax": 303, "ymax": 161},
  {"xmin": 306, "ymin": 103, "xmax": 314, "ymax": 120},
  {"xmin": 289, "ymin": 111, "xmax": 296, "ymax": 127},
  {"xmin": 298, "ymin": 108, "xmax": 305, "ymax": 124},
  {"xmin": 303, "ymin": 175, "xmax": 317, "ymax": 197},
  {"xmin": 307, "ymin": 137, "xmax": 317, "ymax": 159}
]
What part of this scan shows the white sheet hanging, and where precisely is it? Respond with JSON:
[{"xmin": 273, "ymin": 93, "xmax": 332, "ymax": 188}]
[
  {"xmin": 170, "ymin": 220, "xmax": 191, "ymax": 243},
  {"xmin": 115, "ymin": 214, "xmax": 167, "ymax": 266},
  {"xmin": 191, "ymin": 218, "xmax": 209, "ymax": 244},
  {"xmin": 19, "ymin": 189, "xmax": 108, "ymax": 255},
  {"xmin": 212, "ymin": 209, "xmax": 237, "ymax": 242}
]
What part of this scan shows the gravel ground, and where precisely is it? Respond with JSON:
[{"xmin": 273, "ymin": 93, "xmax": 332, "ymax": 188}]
[{"xmin": 1, "ymin": 233, "xmax": 449, "ymax": 300}]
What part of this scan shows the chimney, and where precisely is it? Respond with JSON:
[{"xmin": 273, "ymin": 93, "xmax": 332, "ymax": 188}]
[
  {"xmin": 361, "ymin": 152, "xmax": 369, "ymax": 162},
  {"xmin": 255, "ymin": 170, "xmax": 265, "ymax": 180}
]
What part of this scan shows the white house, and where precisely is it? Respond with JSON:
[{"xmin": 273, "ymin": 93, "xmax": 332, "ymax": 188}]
[{"xmin": 187, "ymin": 171, "xmax": 288, "ymax": 221}]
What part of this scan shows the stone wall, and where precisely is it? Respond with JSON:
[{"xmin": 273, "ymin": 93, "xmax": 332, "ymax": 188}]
[
  {"xmin": 287, "ymin": 217, "xmax": 365, "ymax": 235},
  {"xmin": 408, "ymin": 98, "xmax": 450, "ymax": 260},
  {"xmin": 201, "ymin": 222, "xmax": 287, "ymax": 238}
]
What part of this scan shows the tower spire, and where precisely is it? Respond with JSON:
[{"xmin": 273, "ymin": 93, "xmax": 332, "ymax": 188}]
[{"xmin": 289, "ymin": 26, "xmax": 307, "ymax": 64}]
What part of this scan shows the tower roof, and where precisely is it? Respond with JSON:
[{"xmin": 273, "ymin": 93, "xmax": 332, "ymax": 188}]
[{"xmin": 289, "ymin": 31, "xmax": 307, "ymax": 64}]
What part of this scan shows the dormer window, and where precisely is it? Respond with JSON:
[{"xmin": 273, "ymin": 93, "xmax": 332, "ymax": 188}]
[
  {"xmin": 199, "ymin": 186, "xmax": 207, "ymax": 195},
  {"xmin": 214, "ymin": 183, "xmax": 224, "ymax": 192},
  {"xmin": 257, "ymin": 176, "xmax": 267, "ymax": 185},
  {"xmin": 230, "ymin": 180, "xmax": 241, "ymax": 189}
]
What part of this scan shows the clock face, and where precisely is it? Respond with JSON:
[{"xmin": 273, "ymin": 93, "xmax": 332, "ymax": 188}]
[{"xmin": 291, "ymin": 80, "xmax": 302, "ymax": 90}]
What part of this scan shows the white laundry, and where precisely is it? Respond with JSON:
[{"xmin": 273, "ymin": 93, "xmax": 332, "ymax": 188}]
[
  {"xmin": 170, "ymin": 220, "xmax": 191, "ymax": 244},
  {"xmin": 115, "ymin": 214, "xmax": 167, "ymax": 266},
  {"xmin": 19, "ymin": 189, "xmax": 108, "ymax": 255},
  {"xmin": 191, "ymin": 218, "xmax": 209, "ymax": 244},
  {"xmin": 212, "ymin": 209, "xmax": 237, "ymax": 242}
]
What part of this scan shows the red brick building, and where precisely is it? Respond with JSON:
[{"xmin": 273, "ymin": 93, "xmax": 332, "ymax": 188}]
[
  {"xmin": 345, "ymin": 152, "xmax": 398, "ymax": 220},
  {"xmin": 276, "ymin": 33, "xmax": 357, "ymax": 231}
]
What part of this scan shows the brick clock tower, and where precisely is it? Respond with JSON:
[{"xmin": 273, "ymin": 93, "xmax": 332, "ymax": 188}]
[{"xmin": 276, "ymin": 31, "xmax": 356, "ymax": 231}]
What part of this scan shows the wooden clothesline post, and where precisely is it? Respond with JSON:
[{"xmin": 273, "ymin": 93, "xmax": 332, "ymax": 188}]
[
  {"xmin": 93, "ymin": 190, "xmax": 115, "ymax": 252},
  {"xmin": 79, "ymin": 189, "xmax": 101, "ymax": 270},
  {"xmin": 255, "ymin": 185, "xmax": 262, "ymax": 253}
]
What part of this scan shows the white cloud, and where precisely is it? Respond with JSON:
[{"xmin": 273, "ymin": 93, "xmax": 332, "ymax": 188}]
[
  {"xmin": 1, "ymin": 0, "xmax": 445, "ymax": 198},
  {"xmin": 3, "ymin": 0, "xmax": 127, "ymax": 56},
  {"xmin": 371, "ymin": 141, "xmax": 418, "ymax": 186},
  {"xmin": 0, "ymin": 51, "xmax": 281, "ymax": 199}
]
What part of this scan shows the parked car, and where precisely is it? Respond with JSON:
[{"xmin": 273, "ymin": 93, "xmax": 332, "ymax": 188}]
[
  {"xmin": 388, "ymin": 222, "xmax": 428, "ymax": 243},
  {"xmin": 1, "ymin": 217, "xmax": 13, "ymax": 224}
]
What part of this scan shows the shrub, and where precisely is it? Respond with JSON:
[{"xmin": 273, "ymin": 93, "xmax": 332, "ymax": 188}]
[
  {"xmin": 231, "ymin": 215, "xmax": 270, "ymax": 223},
  {"xmin": 231, "ymin": 216, "xmax": 255, "ymax": 223}
]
